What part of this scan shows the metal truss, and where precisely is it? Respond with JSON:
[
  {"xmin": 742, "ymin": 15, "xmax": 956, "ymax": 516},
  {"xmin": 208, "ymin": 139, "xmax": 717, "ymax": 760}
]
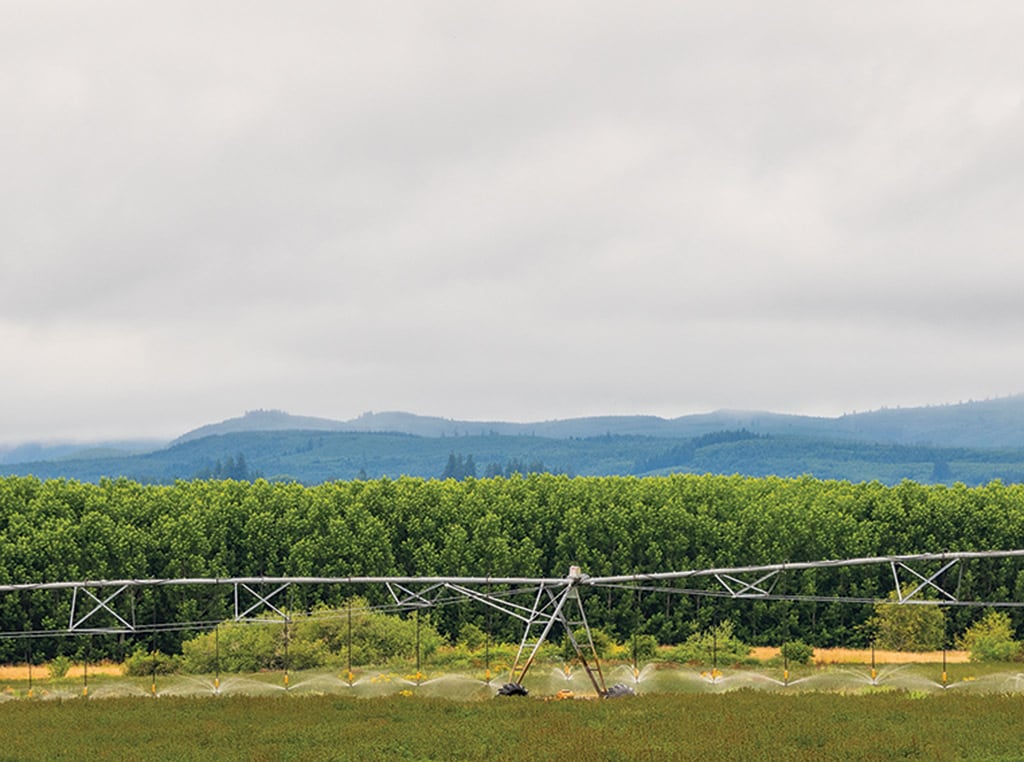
[
  {"xmin": 584, "ymin": 549, "xmax": 1024, "ymax": 607},
  {"xmin": 5, "ymin": 550, "xmax": 1024, "ymax": 696}
]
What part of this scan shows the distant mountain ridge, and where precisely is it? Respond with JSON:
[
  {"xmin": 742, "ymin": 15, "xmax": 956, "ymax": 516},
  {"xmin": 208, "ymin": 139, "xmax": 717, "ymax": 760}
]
[
  {"xmin": 4, "ymin": 395, "xmax": 1024, "ymax": 486},
  {"xmin": 0, "ymin": 439, "xmax": 165, "ymax": 466},
  {"xmin": 175, "ymin": 396, "xmax": 1024, "ymax": 448}
]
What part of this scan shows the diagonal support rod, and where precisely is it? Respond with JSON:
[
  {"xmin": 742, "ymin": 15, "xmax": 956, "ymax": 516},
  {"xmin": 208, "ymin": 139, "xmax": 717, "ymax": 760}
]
[
  {"xmin": 234, "ymin": 582, "xmax": 291, "ymax": 620},
  {"xmin": 714, "ymin": 570, "xmax": 781, "ymax": 597},
  {"xmin": 385, "ymin": 582, "xmax": 445, "ymax": 608},
  {"xmin": 508, "ymin": 584, "xmax": 574, "ymax": 687},
  {"xmin": 892, "ymin": 559, "xmax": 960, "ymax": 602},
  {"xmin": 444, "ymin": 583, "xmax": 559, "ymax": 624},
  {"xmin": 70, "ymin": 585, "xmax": 134, "ymax": 631}
]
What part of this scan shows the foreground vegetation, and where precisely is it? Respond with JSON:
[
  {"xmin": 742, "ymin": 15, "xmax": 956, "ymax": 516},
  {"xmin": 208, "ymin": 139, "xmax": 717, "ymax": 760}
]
[
  {"xmin": 4, "ymin": 473, "xmax": 1024, "ymax": 662},
  {"xmin": 2, "ymin": 692, "xmax": 1024, "ymax": 761}
]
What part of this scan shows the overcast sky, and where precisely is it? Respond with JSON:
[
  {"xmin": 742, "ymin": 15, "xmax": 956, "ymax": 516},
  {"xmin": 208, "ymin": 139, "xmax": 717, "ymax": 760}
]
[{"xmin": 2, "ymin": 2, "xmax": 1023, "ymax": 444}]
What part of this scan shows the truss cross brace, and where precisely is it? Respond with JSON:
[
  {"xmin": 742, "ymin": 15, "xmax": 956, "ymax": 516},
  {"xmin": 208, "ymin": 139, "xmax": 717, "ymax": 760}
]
[
  {"xmin": 386, "ymin": 582, "xmax": 444, "ymax": 609},
  {"xmin": 714, "ymin": 570, "xmax": 780, "ymax": 597},
  {"xmin": 891, "ymin": 559, "xmax": 960, "ymax": 603},
  {"xmin": 234, "ymin": 582, "xmax": 291, "ymax": 621},
  {"xmin": 69, "ymin": 584, "xmax": 134, "ymax": 632}
]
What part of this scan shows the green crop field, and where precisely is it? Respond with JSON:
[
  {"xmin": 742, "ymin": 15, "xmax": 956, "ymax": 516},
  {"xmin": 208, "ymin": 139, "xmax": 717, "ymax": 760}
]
[{"xmin": 2, "ymin": 692, "xmax": 1024, "ymax": 761}]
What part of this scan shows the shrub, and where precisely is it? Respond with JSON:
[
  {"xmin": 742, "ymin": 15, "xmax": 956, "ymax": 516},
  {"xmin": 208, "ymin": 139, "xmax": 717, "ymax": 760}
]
[
  {"xmin": 780, "ymin": 640, "xmax": 814, "ymax": 665},
  {"xmin": 456, "ymin": 623, "xmax": 488, "ymax": 651},
  {"xmin": 868, "ymin": 588, "xmax": 946, "ymax": 651},
  {"xmin": 626, "ymin": 634, "xmax": 660, "ymax": 663},
  {"xmin": 293, "ymin": 600, "xmax": 445, "ymax": 666},
  {"xmin": 956, "ymin": 611, "xmax": 1022, "ymax": 662},
  {"xmin": 48, "ymin": 655, "xmax": 72, "ymax": 679},
  {"xmin": 178, "ymin": 599, "xmax": 447, "ymax": 674},
  {"xmin": 124, "ymin": 649, "xmax": 180, "ymax": 676},
  {"xmin": 181, "ymin": 622, "xmax": 331, "ymax": 673},
  {"xmin": 669, "ymin": 621, "xmax": 750, "ymax": 665}
]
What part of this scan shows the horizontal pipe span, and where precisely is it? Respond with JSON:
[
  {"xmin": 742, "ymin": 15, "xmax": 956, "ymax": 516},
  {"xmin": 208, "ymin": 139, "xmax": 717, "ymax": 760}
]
[
  {"xmin": 1, "ymin": 549, "xmax": 1024, "ymax": 593},
  {"xmin": 0, "ymin": 575, "xmax": 562, "ymax": 593},
  {"xmin": 584, "ymin": 549, "xmax": 1024, "ymax": 585}
]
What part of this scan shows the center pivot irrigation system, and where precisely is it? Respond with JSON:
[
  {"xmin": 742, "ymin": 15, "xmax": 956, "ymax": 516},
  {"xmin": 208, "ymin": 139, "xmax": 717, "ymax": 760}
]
[{"xmin": 4, "ymin": 549, "xmax": 1024, "ymax": 698}]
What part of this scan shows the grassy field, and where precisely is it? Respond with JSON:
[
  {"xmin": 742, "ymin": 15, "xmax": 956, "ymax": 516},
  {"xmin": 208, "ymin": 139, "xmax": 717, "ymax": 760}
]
[
  {"xmin": 0, "ymin": 655, "xmax": 1018, "ymax": 760},
  {"xmin": 2, "ymin": 691, "xmax": 1024, "ymax": 761}
]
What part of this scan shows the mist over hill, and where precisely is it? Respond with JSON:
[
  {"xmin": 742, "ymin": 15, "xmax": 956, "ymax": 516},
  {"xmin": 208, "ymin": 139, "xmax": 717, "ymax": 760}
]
[{"xmin": 4, "ymin": 396, "xmax": 1024, "ymax": 486}]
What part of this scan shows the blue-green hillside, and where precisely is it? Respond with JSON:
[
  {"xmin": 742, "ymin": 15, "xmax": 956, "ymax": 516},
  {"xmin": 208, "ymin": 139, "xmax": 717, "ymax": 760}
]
[{"xmin": 5, "ymin": 427, "xmax": 1024, "ymax": 485}]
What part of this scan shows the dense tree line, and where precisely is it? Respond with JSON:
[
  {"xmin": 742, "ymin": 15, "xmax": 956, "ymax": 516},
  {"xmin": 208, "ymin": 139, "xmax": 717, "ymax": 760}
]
[
  {"xmin": 192, "ymin": 452, "xmax": 260, "ymax": 481},
  {"xmin": 2, "ymin": 473, "xmax": 1024, "ymax": 662},
  {"xmin": 442, "ymin": 452, "xmax": 560, "ymax": 480}
]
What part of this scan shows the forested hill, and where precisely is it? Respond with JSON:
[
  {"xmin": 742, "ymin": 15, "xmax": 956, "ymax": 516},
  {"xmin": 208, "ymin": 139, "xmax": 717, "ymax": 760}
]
[
  {"xmin": 4, "ymin": 396, "xmax": 1024, "ymax": 486},
  {"xmin": 170, "ymin": 396, "xmax": 1024, "ymax": 448},
  {"xmin": 5, "ymin": 428, "xmax": 1024, "ymax": 486}
]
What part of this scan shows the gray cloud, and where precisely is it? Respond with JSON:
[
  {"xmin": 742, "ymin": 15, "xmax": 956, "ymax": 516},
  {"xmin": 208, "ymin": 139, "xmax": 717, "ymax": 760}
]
[{"xmin": 3, "ymin": 2, "xmax": 1024, "ymax": 442}]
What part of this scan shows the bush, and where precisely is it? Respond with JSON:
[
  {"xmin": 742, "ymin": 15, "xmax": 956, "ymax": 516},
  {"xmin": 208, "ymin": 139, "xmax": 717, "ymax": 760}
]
[
  {"xmin": 178, "ymin": 599, "xmax": 447, "ymax": 674},
  {"xmin": 780, "ymin": 640, "xmax": 814, "ymax": 665},
  {"xmin": 182, "ymin": 623, "xmax": 280, "ymax": 673},
  {"xmin": 293, "ymin": 600, "xmax": 445, "ymax": 666},
  {"xmin": 48, "ymin": 655, "xmax": 72, "ymax": 679},
  {"xmin": 670, "ymin": 621, "xmax": 751, "ymax": 665},
  {"xmin": 181, "ymin": 622, "xmax": 331, "ymax": 673},
  {"xmin": 124, "ymin": 649, "xmax": 180, "ymax": 676},
  {"xmin": 456, "ymin": 623, "xmax": 488, "ymax": 651},
  {"xmin": 626, "ymin": 634, "xmax": 660, "ymax": 663},
  {"xmin": 868, "ymin": 588, "xmax": 946, "ymax": 651},
  {"xmin": 956, "ymin": 611, "xmax": 1022, "ymax": 662}
]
